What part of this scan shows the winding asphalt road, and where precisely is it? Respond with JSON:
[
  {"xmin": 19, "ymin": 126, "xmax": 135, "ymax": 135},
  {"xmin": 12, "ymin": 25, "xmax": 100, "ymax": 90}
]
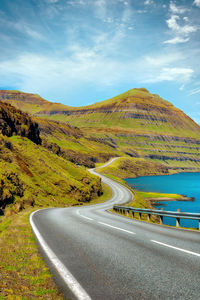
[{"xmin": 30, "ymin": 159, "xmax": 200, "ymax": 299}]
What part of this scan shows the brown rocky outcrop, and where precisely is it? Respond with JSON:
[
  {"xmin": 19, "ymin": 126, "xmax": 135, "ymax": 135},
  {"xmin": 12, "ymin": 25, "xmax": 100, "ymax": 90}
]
[
  {"xmin": 0, "ymin": 172, "xmax": 24, "ymax": 214},
  {"xmin": 0, "ymin": 102, "xmax": 41, "ymax": 144}
]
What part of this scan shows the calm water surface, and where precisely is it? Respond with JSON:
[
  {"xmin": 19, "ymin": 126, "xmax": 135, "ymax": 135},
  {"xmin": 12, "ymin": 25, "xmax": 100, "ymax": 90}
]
[{"xmin": 125, "ymin": 173, "xmax": 200, "ymax": 229}]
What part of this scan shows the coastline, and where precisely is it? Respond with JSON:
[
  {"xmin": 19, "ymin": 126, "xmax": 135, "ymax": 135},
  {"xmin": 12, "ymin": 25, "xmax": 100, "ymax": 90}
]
[{"xmin": 147, "ymin": 196, "xmax": 194, "ymax": 202}]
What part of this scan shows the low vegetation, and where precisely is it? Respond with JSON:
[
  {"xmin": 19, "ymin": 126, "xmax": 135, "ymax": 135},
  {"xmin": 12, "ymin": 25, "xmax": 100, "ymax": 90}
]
[
  {"xmin": 0, "ymin": 183, "xmax": 111, "ymax": 299},
  {"xmin": 2, "ymin": 88, "xmax": 200, "ymax": 173},
  {"xmin": 1, "ymin": 87, "xmax": 200, "ymax": 297},
  {"xmin": 0, "ymin": 135, "xmax": 103, "ymax": 215},
  {"xmin": 0, "ymin": 209, "xmax": 63, "ymax": 299},
  {"xmin": 97, "ymin": 157, "xmax": 171, "ymax": 179}
]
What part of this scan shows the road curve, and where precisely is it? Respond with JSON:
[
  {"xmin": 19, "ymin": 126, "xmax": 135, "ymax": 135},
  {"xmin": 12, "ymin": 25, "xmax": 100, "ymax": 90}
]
[{"xmin": 30, "ymin": 159, "xmax": 200, "ymax": 299}]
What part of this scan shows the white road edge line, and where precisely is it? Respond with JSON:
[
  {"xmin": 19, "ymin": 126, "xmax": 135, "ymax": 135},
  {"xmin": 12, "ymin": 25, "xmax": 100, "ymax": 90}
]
[
  {"xmin": 151, "ymin": 240, "xmax": 200, "ymax": 257},
  {"xmin": 98, "ymin": 221, "xmax": 135, "ymax": 235},
  {"xmin": 30, "ymin": 210, "xmax": 92, "ymax": 300},
  {"xmin": 80, "ymin": 215, "xmax": 93, "ymax": 221},
  {"xmin": 76, "ymin": 210, "xmax": 93, "ymax": 221}
]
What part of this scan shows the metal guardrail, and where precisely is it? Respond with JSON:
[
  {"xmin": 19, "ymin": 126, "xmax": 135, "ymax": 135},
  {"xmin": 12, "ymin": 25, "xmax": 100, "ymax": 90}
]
[{"xmin": 113, "ymin": 205, "xmax": 200, "ymax": 230}]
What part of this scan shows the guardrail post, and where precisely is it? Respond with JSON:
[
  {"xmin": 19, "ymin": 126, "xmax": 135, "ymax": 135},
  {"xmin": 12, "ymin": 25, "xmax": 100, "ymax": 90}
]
[
  {"xmin": 176, "ymin": 218, "xmax": 180, "ymax": 227},
  {"xmin": 113, "ymin": 206, "xmax": 200, "ymax": 230},
  {"xmin": 176, "ymin": 209, "xmax": 180, "ymax": 227}
]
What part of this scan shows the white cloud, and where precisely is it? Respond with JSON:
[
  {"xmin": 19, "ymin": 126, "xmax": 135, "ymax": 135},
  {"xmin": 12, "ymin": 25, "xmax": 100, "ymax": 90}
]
[
  {"xmin": 193, "ymin": 0, "xmax": 200, "ymax": 8},
  {"xmin": 138, "ymin": 53, "xmax": 194, "ymax": 84},
  {"xmin": 179, "ymin": 84, "xmax": 184, "ymax": 91},
  {"xmin": 188, "ymin": 87, "xmax": 200, "ymax": 95},
  {"xmin": 23, "ymin": 26, "xmax": 44, "ymax": 40},
  {"xmin": 144, "ymin": 67, "xmax": 193, "ymax": 83},
  {"xmin": 166, "ymin": 15, "xmax": 198, "ymax": 35},
  {"xmin": 46, "ymin": 0, "xmax": 59, "ymax": 3},
  {"xmin": 183, "ymin": 16, "xmax": 189, "ymax": 22},
  {"xmin": 0, "ymin": 16, "xmax": 45, "ymax": 41},
  {"xmin": 169, "ymin": 2, "xmax": 188, "ymax": 14},
  {"xmin": 67, "ymin": 0, "xmax": 88, "ymax": 6},
  {"xmin": 94, "ymin": 0, "xmax": 107, "ymax": 19},
  {"xmin": 0, "ymin": 48, "xmax": 193, "ymax": 102},
  {"xmin": 166, "ymin": 15, "xmax": 180, "ymax": 32},
  {"xmin": 163, "ymin": 36, "xmax": 190, "ymax": 44},
  {"xmin": 0, "ymin": 52, "xmax": 133, "ymax": 97},
  {"xmin": 145, "ymin": 52, "xmax": 184, "ymax": 66},
  {"xmin": 137, "ymin": 9, "xmax": 147, "ymax": 14},
  {"xmin": 144, "ymin": 0, "xmax": 153, "ymax": 5},
  {"xmin": 161, "ymin": 67, "xmax": 193, "ymax": 81},
  {"xmin": 164, "ymin": 13, "xmax": 199, "ymax": 44},
  {"xmin": 179, "ymin": 24, "xmax": 199, "ymax": 35}
]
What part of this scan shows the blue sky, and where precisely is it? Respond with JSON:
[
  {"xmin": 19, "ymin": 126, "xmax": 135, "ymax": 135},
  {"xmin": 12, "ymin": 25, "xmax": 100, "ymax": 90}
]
[{"xmin": 0, "ymin": 0, "xmax": 200, "ymax": 123}]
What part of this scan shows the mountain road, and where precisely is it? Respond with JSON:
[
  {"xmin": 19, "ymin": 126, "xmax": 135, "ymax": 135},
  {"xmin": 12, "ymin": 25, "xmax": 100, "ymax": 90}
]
[{"xmin": 30, "ymin": 159, "xmax": 200, "ymax": 299}]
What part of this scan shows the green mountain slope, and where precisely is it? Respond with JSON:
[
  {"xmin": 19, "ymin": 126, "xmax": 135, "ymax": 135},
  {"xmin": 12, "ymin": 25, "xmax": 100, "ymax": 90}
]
[
  {"xmin": 0, "ymin": 90, "xmax": 71, "ymax": 115},
  {"xmin": 36, "ymin": 117, "xmax": 121, "ymax": 168},
  {"xmin": 0, "ymin": 102, "xmax": 102, "ymax": 215},
  {"xmin": 47, "ymin": 87, "xmax": 199, "ymax": 137},
  {"xmin": 1, "ymin": 88, "xmax": 200, "ymax": 172}
]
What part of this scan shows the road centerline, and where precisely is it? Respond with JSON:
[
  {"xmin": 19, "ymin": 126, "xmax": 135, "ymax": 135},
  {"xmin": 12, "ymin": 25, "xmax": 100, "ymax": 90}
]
[
  {"xmin": 151, "ymin": 240, "xmax": 200, "ymax": 257},
  {"xmin": 98, "ymin": 221, "xmax": 135, "ymax": 235}
]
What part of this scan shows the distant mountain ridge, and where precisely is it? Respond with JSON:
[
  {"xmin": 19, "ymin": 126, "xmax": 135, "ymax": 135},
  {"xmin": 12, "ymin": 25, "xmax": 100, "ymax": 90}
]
[
  {"xmin": 0, "ymin": 90, "xmax": 71, "ymax": 115},
  {"xmin": 1, "ymin": 88, "xmax": 199, "ymax": 135},
  {"xmin": 1, "ymin": 88, "xmax": 200, "ymax": 173}
]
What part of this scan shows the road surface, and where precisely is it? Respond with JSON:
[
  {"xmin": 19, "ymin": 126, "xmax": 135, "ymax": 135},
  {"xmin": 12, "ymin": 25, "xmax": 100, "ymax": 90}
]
[{"xmin": 30, "ymin": 159, "xmax": 200, "ymax": 299}]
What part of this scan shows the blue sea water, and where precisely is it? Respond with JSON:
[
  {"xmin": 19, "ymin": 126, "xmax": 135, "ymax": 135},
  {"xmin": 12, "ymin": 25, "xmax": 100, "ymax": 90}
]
[{"xmin": 125, "ymin": 173, "xmax": 200, "ymax": 229}]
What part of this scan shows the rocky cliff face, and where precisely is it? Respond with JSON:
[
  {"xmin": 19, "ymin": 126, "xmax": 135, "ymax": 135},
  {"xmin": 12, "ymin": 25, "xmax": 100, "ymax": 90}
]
[{"xmin": 0, "ymin": 102, "xmax": 41, "ymax": 144}]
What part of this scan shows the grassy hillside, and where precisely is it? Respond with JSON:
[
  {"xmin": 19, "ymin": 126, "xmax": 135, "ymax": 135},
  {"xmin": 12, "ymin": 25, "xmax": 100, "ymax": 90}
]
[
  {"xmin": 1, "ymin": 88, "xmax": 200, "ymax": 173},
  {"xmin": 0, "ymin": 94, "xmax": 199, "ymax": 297},
  {"xmin": 36, "ymin": 117, "xmax": 122, "ymax": 168},
  {"xmin": 0, "ymin": 101, "xmax": 106, "ymax": 215},
  {"xmin": 39, "ymin": 87, "xmax": 200, "ymax": 137},
  {"xmin": 0, "ymin": 90, "xmax": 71, "ymax": 115},
  {"xmin": 0, "ymin": 135, "xmax": 103, "ymax": 216},
  {"xmin": 96, "ymin": 157, "xmax": 170, "ymax": 179}
]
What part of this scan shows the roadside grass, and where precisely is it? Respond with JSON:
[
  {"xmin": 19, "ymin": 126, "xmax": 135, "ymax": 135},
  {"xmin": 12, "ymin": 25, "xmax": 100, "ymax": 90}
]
[
  {"xmin": 111, "ymin": 189, "xmax": 199, "ymax": 230},
  {"xmin": 95, "ymin": 162, "xmax": 105, "ymax": 168},
  {"xmin": 96, "ymin": 156, "xmax": 171, "ymax": 179},
  {"xmin": 83, "ymin": 183, "xmax": 112, "ymax": 206},
  {"xmin": 136, "ymin": 191, "xmax": 184, "ymax": 201},
  {"xmin": 128, "ymin": 190, "xmax": 184, "ymax": 208},
  {"xmin": 0, "ymin": 184, "xmax": 112, "ymax": 299},
  {"xmin": 0, "ymin": 208, "xmax": 63, "ymax": 299}
]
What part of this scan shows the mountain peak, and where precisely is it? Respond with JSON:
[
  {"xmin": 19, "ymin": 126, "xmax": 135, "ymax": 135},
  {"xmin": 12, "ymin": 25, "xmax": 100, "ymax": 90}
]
[{"xmin": 133, "ymin": 87, "xmax": 149, "ymax": 93}]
